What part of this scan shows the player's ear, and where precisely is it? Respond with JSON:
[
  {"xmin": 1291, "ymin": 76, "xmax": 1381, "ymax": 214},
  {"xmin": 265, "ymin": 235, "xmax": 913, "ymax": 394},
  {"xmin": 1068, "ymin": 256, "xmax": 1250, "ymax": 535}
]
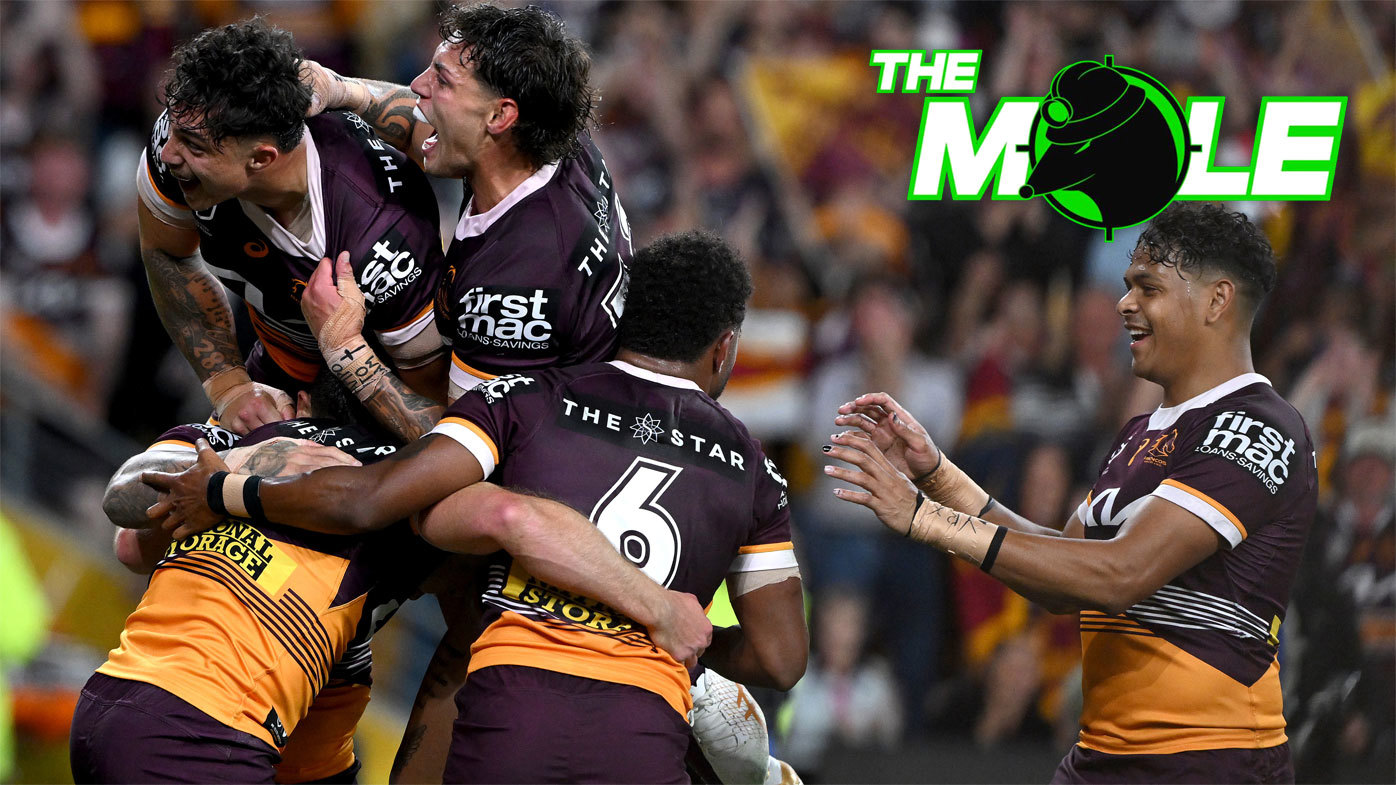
[
  {"xmin": 246, "ymin": 142, "xmax": 280, "ymax": 173},
  {"xmin": 487, "ymin": 98, "xmax": 519, "ymax": 135},
  {"xmin": 1205, "ymin": 278, "xmax": 1236, "ymax": 325},
  {"xmin": 295, "ymin": 390, "xmax": 313, "ymax": 419},
  {"xmin": 711, "ymin": 329, "xmax": 737, "ymax": 375}
]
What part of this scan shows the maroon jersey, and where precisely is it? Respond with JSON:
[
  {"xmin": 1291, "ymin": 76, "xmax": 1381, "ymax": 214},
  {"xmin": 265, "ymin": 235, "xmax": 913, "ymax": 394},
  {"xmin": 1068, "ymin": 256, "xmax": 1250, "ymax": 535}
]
[
  {"xmin": 138, "ymin": 111, "xmax": 445, "ymax": 385},
  {"xmin": 435, "ymin": 135, "xmax": 631, "ymax": 398},
  {"xmin": 1072, "ymin": 373, "xmax": 1317, "ymax": 754},
  {"xmin": 429, "ymin": 360, "xmax": 795, "ymax": 716}
]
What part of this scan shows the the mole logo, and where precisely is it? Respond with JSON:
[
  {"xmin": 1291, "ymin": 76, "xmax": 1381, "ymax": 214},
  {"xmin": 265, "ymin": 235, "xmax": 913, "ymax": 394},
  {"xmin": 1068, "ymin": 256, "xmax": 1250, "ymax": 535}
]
[
  {"xmin": 874, "ymin": 49, "xmax": 1347, "ymax": 236},
  {"xmin": 1020, "ymin": 58, "xmax": 1191, "ymax": 240},
  {"xmin": 244, "ymin": 240, "xmax": 270, "ymax": 259}
]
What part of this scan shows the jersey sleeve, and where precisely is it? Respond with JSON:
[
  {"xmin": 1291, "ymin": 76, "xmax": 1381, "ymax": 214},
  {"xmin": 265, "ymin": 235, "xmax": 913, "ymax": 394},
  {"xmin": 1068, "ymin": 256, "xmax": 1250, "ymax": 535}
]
[
  {"xmin": 355, "ymin": 216, "xmax": 446, "ymax": 370},
  {"xmin": 428, "ymin": 373, "xmax": 550, "ymax": 478},
  {"xmin": 146, "ymin": 423, "xmax": 240, "ymax": 456},
  {"xmin": 558, "ymin": 260, "xmax": 625, "ymax": 367},
  {"xmin": 730, "ymin": 453, "xmax": 797, "ymax": 574},
  {"xmin": 1149, "ymin": 407, "xmax": 1309, "ymax": 548},
  {"xmin": 136, "ymin": 111, "xmax": 195, "ymax": 228}
]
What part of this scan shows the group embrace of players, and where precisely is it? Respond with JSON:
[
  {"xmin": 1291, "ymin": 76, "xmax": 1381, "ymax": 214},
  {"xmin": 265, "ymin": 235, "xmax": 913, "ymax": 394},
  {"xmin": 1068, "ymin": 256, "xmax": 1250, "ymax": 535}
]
[{"xmin": 77, "ymin": 4, "xmax": 1317, "ymax": 785}]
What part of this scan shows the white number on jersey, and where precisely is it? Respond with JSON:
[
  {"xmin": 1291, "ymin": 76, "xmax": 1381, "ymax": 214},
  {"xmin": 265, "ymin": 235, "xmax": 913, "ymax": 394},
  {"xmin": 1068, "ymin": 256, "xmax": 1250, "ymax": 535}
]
[{"xmin": 591, "ymin": 457, "xmax": 684, "ymax": 587}]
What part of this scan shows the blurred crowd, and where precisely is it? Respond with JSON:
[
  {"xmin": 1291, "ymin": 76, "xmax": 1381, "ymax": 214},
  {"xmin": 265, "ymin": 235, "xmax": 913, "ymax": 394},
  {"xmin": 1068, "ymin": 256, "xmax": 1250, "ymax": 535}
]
[{"xmin": 1, "ymin": 1, "xmax": 1392, "ymax": 782}]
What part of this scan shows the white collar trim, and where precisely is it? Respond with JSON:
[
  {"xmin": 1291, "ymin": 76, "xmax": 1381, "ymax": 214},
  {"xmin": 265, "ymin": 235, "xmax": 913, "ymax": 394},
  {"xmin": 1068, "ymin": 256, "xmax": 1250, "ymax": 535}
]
[
  {"xmin": 238, "ymin": 127, "xmax": 324, "ymax": 260},
  {"xmin": 609, "ymin": 360, "xmax": 702, "ymax": 391},
  {"xmin": 1147, "ymin": 372, "xmax": 1271, "ymax": 430},
  {"xmin": 455, "ymin": 162, "xmax": 559, "ymax": 240}
]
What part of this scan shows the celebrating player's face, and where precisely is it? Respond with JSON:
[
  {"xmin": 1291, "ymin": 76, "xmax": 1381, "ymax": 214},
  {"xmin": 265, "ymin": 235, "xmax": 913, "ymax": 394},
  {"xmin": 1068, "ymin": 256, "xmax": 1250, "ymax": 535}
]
[
  {"xmin": 1117, "ymin": 249, "xmax": 1202, "ymax": 385},
  {"xmin": 410, "ymin": 42, "xmax": 496, "ymax": 179},
  {"xmin": 158, "ymin": 116, "xmax": 257, "ymax": 211}
]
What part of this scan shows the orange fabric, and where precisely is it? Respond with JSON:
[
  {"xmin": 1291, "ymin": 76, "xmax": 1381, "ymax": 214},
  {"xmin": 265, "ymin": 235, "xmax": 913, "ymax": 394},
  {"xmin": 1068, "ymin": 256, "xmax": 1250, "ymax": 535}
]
[
  {"xmin": 469, "ymin": 565, "xmax": 691, "ymax": 718},
  {"xmin": 246, "ymin": 307, "xmax": 321, "ymax": 382},
  {"xmin": 274, "ymin": 683, "xmax": 369, "ymax": 783},
  {"xmin": 1159, "ymin": 479, "xmax": 1248, "ymax": 539},
  {"xmin": 738, "ymin": 542, "xmax": 795, "ymax": 555},
  {"xmin": 98, "ymin": 523, "xmax": 363, "ymax": 748},
  {"xmin": 1077, "ymin": 618, "xmax": 1286, "ymax": 754},
  {"xmin": 437, "ymin": 417, "xmax": 500, "ymax": 465},
  {"xmin": 451, "ymin": 353, "xmax": 499, "ymax": 380},
  {"xmin": 386, "ymin": 301, "xmax": 436, "ymax": 333}
]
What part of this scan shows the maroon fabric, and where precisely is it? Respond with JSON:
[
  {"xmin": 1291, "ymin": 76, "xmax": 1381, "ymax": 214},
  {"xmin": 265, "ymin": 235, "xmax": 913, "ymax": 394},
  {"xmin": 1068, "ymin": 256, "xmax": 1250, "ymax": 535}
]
[
  {"xmin": 1052, "ymin": 742, "xmax": 1294, "ymax": 784},
  {"xmin": 70, "ymin": 673, "xmax": 279, "ymax": 784},
  {"xmin": 435, "ymin": 134, "xmax": 630, "ymax": 377},
  {"xmin": 444, "ymin": 665, "xmax": 690, "ymax": 784}
]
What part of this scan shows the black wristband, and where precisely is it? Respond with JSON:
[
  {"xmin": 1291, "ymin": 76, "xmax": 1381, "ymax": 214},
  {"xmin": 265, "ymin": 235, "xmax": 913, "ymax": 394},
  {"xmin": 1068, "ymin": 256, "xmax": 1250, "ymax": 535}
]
[
  {"xmin": 243, "ymin": 475, "xmax": 267, "ymax": 523},
  {"xmin": 910, "ymin": 450, "xmax": 945, "ymax": 486},
  {"xmin": 980, "ymin": 527, "xmax": 1008, "ymax": 573},
  {"xmin": 977, "ymin": 496, "xmax": 997, "ymax": 518},
  {"xmin": 208, "ymin": 471, "xmax": 230, "ymax": 516},
  {"xmin": 907, "ymin": 491, "xmax": 927, "ymax": 538}
]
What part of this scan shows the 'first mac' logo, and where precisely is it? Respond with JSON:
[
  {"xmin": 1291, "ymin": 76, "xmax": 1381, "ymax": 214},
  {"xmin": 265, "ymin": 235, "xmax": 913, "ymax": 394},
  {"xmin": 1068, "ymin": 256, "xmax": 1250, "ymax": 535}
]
[{"xmin": 872, "ymin": 50, "xmax": 1347, "ymax": 238}]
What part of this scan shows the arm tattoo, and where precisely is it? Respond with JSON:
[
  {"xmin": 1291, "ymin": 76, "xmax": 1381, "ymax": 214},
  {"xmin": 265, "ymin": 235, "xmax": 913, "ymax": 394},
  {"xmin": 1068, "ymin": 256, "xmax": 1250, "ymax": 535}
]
[
  {"xmin": 390, "ymin": 724, "xmax": 428, "ymax": 780},
  {"xmin": 143, "ymin": 247, "xmax": 243, "ymax": 380},
  {"xmin": 238, "ymin": 440, "xmax": 299, "ymax": 476},
  {"xmin": 358, "ymin": 80, "xmax": 421, "ymax": 153},
  {"xmin": 362, "ymin": 374, "xmax": 444, "ymax": 442},
  {"xmin": 104, "ymin": 455, "xmax": 194, "ymax": 528}
]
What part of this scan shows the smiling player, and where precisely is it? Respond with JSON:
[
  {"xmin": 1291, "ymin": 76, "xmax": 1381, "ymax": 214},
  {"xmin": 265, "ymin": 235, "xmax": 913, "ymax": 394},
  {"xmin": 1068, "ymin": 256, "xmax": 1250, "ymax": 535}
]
[{"xmin": 827, "ymin": 203, "xmax": 1316, "ymax": 784}]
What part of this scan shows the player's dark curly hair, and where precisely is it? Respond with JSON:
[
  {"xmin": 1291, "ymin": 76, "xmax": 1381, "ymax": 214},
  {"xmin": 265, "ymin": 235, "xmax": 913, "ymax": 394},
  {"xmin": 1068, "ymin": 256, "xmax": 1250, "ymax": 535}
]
[
  {"xmin": 620, "ymin": 231, "xmax": 753, "ymax": 362},
  {"xmin": 163, "ymin": 18, "xmax": 310, "ymax": 152},
  {"xmin": 1135, "ymin": 203, "xmax": 1277, "ymax": 316},
  {"xmin": 439, "ymin": 3, "xmax": 597, "ymax": 168}
]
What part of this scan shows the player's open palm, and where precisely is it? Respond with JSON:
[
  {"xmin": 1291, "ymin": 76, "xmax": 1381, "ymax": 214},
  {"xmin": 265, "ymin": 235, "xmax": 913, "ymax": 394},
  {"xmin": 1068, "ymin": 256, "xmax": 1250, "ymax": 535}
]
[
  {"xmin": 142, "ymin": 439, "xmax": 231, "ymax": 540},
  {"xmin": 651, "ymin": 590, "xmax": 712, "ymax": 668},
  {"xmin": 834, "ymin": 392, "xmax": 941, "ymax": 480}
]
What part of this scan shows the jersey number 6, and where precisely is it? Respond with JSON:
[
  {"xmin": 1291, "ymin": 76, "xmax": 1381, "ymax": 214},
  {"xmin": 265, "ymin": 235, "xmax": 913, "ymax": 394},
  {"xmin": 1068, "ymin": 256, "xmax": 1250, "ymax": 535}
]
[{"xmin": 591, "ymin": 457, "xmax": 684, "ymax": 587}]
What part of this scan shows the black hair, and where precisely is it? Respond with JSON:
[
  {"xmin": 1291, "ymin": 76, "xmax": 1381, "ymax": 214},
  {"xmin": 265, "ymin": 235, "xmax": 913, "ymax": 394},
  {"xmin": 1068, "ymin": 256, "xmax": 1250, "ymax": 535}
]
[
  {"xmin": 306, "ymin": 373, "xmax": 399, "ymax": 446},
  {"xmin": 619, "ymin": 230, "xmax": 753, "ymax": 362},
  {"xmin": 438, "ymin": 3, "xmax": 597, "ymax": 168},
  {"xmin": 1134, "ymin": 203, "xmax": 1278, "ymax": 315},
  {"xmin": 163, "ymin": 18, "xmax": 310, "ymax": 152}
]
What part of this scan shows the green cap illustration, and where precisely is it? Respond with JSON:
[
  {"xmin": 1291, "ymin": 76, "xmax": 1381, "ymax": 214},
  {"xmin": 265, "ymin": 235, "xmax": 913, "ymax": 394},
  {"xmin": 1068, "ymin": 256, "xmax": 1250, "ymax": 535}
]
[{"xmin": 1019, "ymin": 57, "xmax": 1194, "ymax": 240}]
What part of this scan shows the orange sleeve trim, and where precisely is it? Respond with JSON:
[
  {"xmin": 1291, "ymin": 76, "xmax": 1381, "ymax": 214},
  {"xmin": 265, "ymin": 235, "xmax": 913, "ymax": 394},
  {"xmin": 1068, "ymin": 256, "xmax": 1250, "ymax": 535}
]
[
  {"xmin": 1159, "ymin": 479, "xmax": 1248, "ymax": 539},
  {"xmin": 738, "ymin": 542, "xmax": 794, "ymax": 555},
  {"xmin": 439, "ymin": 416, "xmax": 500, "ymax": 465},
  {"xmin": 145, "ymin": 159, "xmax": 189, "ymax": 211},
  {"xmin": 451, "ymin": 354, "xmax": 499, "ymax": 380},
  {"xmin": 387, "ymin": 300, "xmax": 435, "ymax": 333}
]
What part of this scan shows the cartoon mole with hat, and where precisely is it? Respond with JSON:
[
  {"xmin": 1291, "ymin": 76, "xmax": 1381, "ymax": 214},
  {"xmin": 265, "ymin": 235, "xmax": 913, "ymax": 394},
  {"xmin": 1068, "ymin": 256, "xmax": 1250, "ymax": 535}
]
[{"xmin": 1020, "ymin": 58, "xmax": 1188, "ymax": 236}]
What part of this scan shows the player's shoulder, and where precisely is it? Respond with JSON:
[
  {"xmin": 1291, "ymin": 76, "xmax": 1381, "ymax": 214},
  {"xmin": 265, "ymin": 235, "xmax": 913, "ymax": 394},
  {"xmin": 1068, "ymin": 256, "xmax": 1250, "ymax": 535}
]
[
  {"xmin": 150, "ymin": 422, "xmax": 239, "ymax": 452},
  {"xmin": 1186, "ymin": 378, "xmax": 1310, "ymax": 443},
  {"xmin": 309, "ymin": 112, "xmax": 435, "ymax": 212}
]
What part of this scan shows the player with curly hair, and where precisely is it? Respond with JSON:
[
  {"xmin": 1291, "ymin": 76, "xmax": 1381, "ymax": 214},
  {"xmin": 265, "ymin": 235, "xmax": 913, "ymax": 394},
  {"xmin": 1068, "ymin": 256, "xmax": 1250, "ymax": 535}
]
[
  {"xmin": 827, "ymin": 203, "xmax": 1315, "ymax": 783},
  {"xmin": 137, "ymin": 18, "xmax": 448, "ymax": 435}
]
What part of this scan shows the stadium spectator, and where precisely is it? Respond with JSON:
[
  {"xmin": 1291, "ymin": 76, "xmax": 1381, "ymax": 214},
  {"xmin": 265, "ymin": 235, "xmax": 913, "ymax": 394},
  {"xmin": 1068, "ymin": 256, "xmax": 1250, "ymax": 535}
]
[{"xmin": 829, "ymin": 203, "xmax": 1316, "ymax": 783}]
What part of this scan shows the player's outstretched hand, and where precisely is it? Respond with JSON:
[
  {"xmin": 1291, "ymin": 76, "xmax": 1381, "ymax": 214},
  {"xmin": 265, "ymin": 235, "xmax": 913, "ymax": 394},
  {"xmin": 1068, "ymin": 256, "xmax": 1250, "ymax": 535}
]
[
  {"xmin": 142, "ymin": 439, "xmax": 232, "ymax": 540},
  {"xmin": 834, "ymin": 392, "xmax": 941, "ymax": 479},
  {"xmin": 302, "ymin": 251, "xmax": 366, "ymax": 351},
  {"xmin": 651, "ymin": 590, "xmax": 712, "ymax": 669},
  {"xmin": 300, "ymin": 59, "xmax": 350, "ymax": 117},
  {"xmin": 824, "ymin": 429, "xmax": 921, "ymax": 536},
  {"xmin": 221, "ymin": 383, "xmax": 295, "ymax": 435},
  {"xmin": 223, "ymin": 437, "xmax": 362, "ymax": 477}
]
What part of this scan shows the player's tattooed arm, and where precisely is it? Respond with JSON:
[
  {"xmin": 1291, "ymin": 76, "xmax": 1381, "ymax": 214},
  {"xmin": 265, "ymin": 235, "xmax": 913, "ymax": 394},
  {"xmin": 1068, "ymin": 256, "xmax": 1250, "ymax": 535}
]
[
  {"xmin": 359, "ymin": 369, "xmax": 445, "ymax": 442},
  {"xmin": 392, "ymin": 593, "xmax": 481, "ymax": 783},
  {"xmin": 356, "ymin": 79, "xmax": 423, "ymax": 154},
  {"xmin": 301, "ymin": 60, "xmax": 429, "ymax": 166},
  {"xmin": 143, "ymin": 245, "xmax": 243, "ymax": 381},
  {"xmin": 104, "ymin": 452, "xmax": 196, "ymax": 529}
]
